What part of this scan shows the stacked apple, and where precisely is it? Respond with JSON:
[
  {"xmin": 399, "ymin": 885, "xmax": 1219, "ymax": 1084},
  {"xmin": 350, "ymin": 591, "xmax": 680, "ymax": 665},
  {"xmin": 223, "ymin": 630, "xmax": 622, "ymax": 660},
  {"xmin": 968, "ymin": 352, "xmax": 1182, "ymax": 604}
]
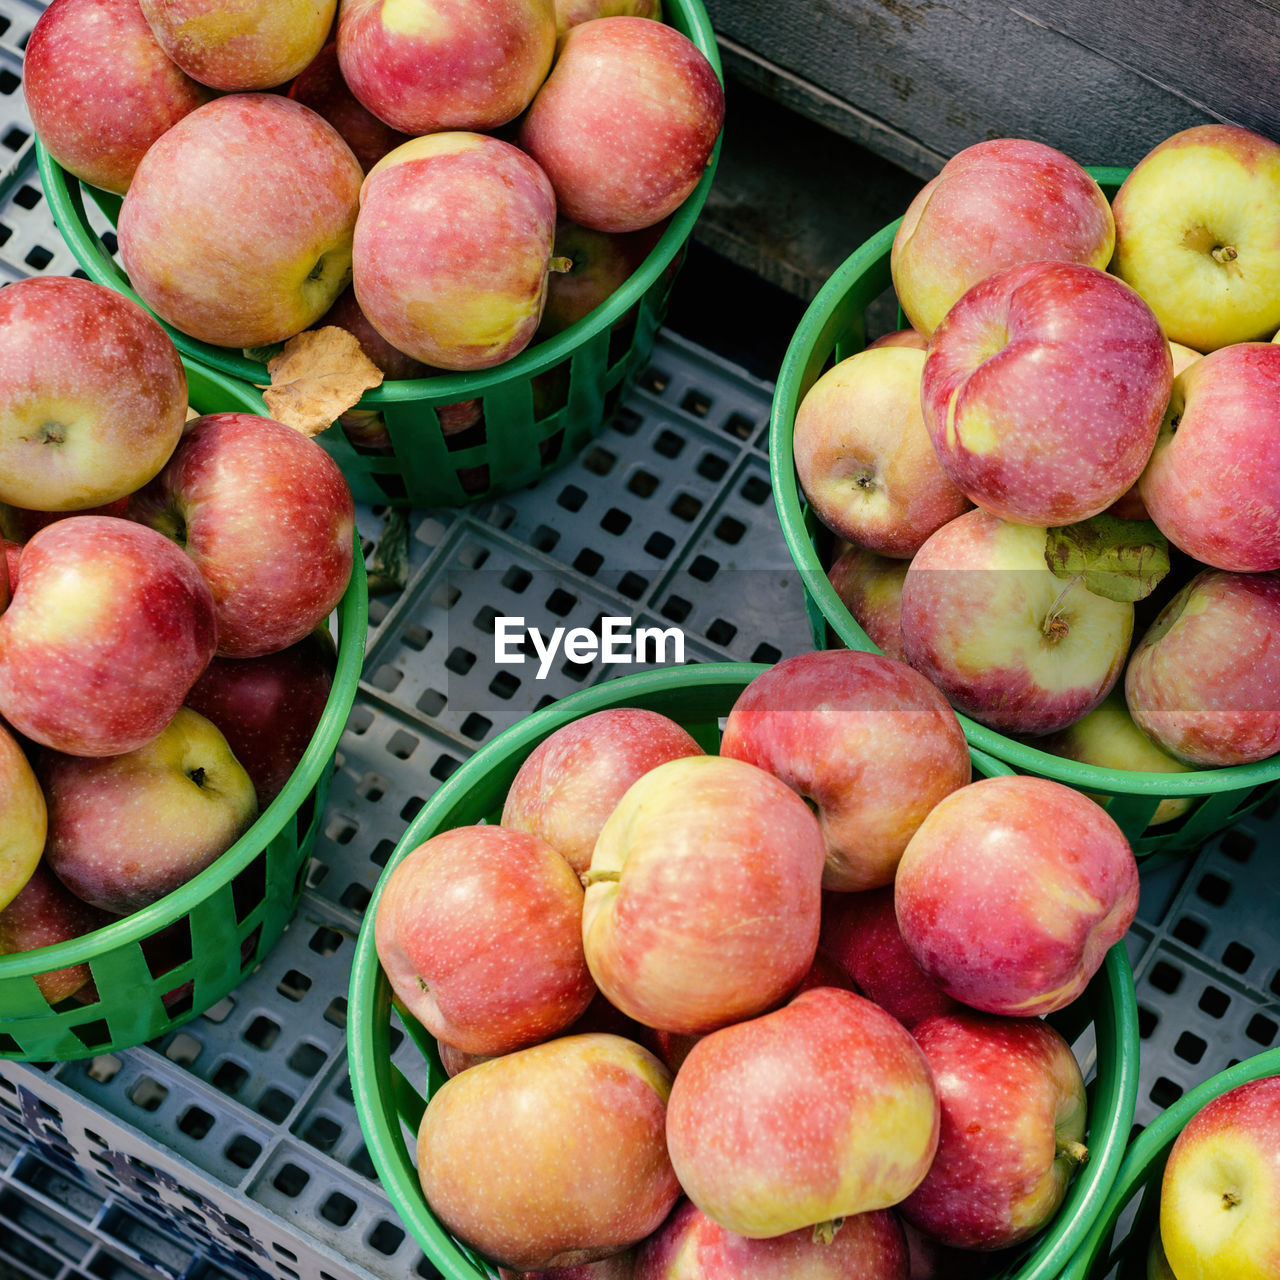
[
  {"xmin": 373, "ymin": 648, "xmax": 1141, "ymax": 1277},
  {"xmin": 0, "ymin": 274, "xmax": 353, "ymax": 1001},
  {"xmin": 795, "ymin": 126, "xmax": 1280, "ymax": 818}
]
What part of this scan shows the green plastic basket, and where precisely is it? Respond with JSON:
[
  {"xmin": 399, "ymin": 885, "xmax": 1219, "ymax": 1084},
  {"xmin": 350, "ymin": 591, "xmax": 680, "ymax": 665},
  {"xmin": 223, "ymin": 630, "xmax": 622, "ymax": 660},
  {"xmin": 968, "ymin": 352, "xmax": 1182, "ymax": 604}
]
[
  {"xmin": 347, "ymin": 661, "xmax": 1139, "ymax": 1280},
  {"xmin": 1061, "ymin": 1048, "xmax": 1280, "ymax": 1279},
  {"xmin": 769, "ymin": 166, "xmax": 1280, "ymax": 859},
  {"xmin": 0, "ymin": 363, "xmax": 369, "ymax": 1061},
  {"xmin": 35, "ymin": 2, "xmax": 723, "ymax": 511}
]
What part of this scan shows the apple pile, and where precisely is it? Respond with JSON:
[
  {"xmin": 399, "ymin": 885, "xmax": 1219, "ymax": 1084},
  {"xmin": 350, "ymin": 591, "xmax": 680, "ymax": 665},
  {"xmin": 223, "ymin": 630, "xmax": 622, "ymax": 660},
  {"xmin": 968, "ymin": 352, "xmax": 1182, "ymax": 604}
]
[
  {"xmin": 794, "ymin": 126, "xmax": 1280, "ymax": 819},
  {"xmin": 372, "ymin": 648, "xmax": 1141, "ymax": 1277},
  {"xmin": 0, "ymin": 274, "xmax": 354, "ymax": 1003}
]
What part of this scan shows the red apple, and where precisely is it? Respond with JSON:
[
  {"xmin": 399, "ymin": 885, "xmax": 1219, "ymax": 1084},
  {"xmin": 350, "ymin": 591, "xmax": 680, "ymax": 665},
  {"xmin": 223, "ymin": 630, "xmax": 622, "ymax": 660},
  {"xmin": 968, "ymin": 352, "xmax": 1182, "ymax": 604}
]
[
  {"xmin": 665, "ymin": 987, "xmax": 940, "ymax": 1238},
  {"xmin": 554, "ymin": 0, "xmax": 659, "ymax": 46},
  {"xmin": 1, "ymin": 497, "xmax": 132, "ymax": 541},
  {"xmin": 890, "ymin": 138, "xmax": 1115, "ymax": 337},
  {"xmin": 500, "ymin": 1255, "xmax": 636, "ymax": 1280},
  {"xmin": 899, "ymin": 1013, "xmax": 1088, "ymax": 1250},
  {"xmin": 720, "ymin": 649, "xmax": 970, "ymax": 891},
  {"xmin": 920, "ymin": 261, "xmax": 1172, "ymax": 527},
  {"xmin": 417, "ymin": 1032, "xmax": 679, "ymax": 1271},
  {"xmin": 501, "ymin": 707, "xmax": 703, "ymax": 876},
  {"xmin": 518, "ymin": 17, "xmax": 723, "ymax": 233},
  {"xmin": 581, "ymin": 754, "xmax": 825, "ymax": 1035},
  {"xmin": 41, "ymin": 707, "xmax": 257, "ymax": 915},
  {"xmin": 827, "ymin": 543, "xmax": 909, "ymax": 662},
  {"xmin": 0, "ymin": 719, "xmax": 45, "ymax": 912},
  {"xmin": 895, "ymin": 775, "xmax": 1139, "ymax": 1017},
  {"xmin": 0, "ymin": 516, "xmax": 216, "ymax": 757},
  {"xmin": 0, "ymin": 276, "xmax": 188, "ymax": 512},
  {"xmin": 118, "ymin": 94, "xmax": 363, "ymax": 348},
  {"xmin": 23, "ymin": 0, "xmax": 212, "ymax": 195},
  {"xmin": 375, "ymin": 825, "xmax": 595, "ymax": 1056},
  {"xmin": 633, "ymin": 1198, "xmax": 910, "ymax": 1279},
  {"xmin": 337, "ymin": 0, "xmax": 555, "ymax": 135},
  {"xmin": 1125, "ymin": 569, "xmax": 1280, "ymax": 767},
  {"xmin": 129, "ymin": 412, "xmax": 355, "ymax": 659}
]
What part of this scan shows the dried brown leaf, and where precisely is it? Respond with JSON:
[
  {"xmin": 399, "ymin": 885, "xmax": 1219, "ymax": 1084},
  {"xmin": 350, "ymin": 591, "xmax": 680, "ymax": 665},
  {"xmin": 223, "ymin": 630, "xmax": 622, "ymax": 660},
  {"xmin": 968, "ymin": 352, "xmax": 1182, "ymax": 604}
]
[{"xmin": 259, "ymin": 326, "xmax": 384, "ymax": 437}]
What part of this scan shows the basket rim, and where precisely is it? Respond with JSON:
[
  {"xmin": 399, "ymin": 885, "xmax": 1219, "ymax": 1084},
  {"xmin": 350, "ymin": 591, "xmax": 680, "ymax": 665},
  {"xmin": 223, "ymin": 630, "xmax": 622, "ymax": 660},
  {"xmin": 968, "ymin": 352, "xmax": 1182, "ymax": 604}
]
[
  {"xmin": 768, "ymin": 163, "xmax": 1280, "ymax": 798},
  {"xmin": 34, "ymin": 0, "xmax": 725, "ymax": 405}
]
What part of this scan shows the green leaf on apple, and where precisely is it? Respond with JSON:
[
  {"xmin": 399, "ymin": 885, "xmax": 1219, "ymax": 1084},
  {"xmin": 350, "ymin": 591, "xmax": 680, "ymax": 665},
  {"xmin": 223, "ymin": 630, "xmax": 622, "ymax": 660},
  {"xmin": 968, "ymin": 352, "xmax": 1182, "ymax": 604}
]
[{"xmin": 1044, "ymin": 514, "xmax": 1170, "ymax": 603}]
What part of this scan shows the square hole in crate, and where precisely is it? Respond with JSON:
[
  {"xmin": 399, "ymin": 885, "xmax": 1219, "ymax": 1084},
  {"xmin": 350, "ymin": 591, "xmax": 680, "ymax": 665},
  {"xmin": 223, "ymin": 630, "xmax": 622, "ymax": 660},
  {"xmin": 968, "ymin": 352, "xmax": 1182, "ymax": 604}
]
[
  {"xmin": 688, "ymin": 554, "xmax": 718, "ymax": 582},
  {"xmin": 277, "ymin": 970, "xmax": 312, "ymax": 1002},
  {"xmin": 400, "ymin": 796, "xmax": 425, "ymax": 823},
  {"xmin": 1149, "ymin": 1076, "xmax": 1183, "ymax": 1109},
  {"xmin": 431, "ymin": 754, "xmax": 461, "ymax": 782},
  {"xmin": 1196, "ymin": 873, "xmax": 1232, "ymax": 907},
  {"xmin": 1148, "ymin": 960, "xmax": 1183, "ymax": 995},
  {"xmin": 706, "ymin": 618, "xmax": 737, "ymax": 647},
  {"xmin": 302, "ymin": 1115, "xmax": 343, "ymax": 1154},
  {"xmin": 87, "ymin": 1054, "xmax": 124, "ymax": 1083},
  {"xmin": 403, "ymin": 623, "xmax": 432, "ymax": 651},
  {"xmin": 472, "ymin": 605, "xmax": 500, "ymax": 635},
  {"xmin": 627, "ymin": 468, "xmax": 660, "ymax": 498},
  {"xmin": 257, "ymin": 1088, "xmax": 295, "ymax": 1124},
  {"xmin": 601, "ymin": 507, "xmax": 632, "ymax": 536},
  {"xmin": 178, "ymin": 1106, "xmax": 214, "ymax": 1140},
  {"xmin": 25, "ymin": 245, "xmax": 54, "ymax": 271},
  {"xmin": 1136, "ymin": 1005, "xmax": 1158, "ymax": 1039},
  {"xmin": 321, "ymin": 1191, "xmax": 356, "ymax": 1226},
  {"xmin": 740, "ymin": 475, "xmax": 771, "ymax": 505},
  {"xmin": 1223, "ymin": 941, "xmax": 1254, "ymax": 974},
  {"xmin": 696, "ymin": 452, "xmax": 729, "ymax": 481},
  {"xmin": 714, "ymin": 516, "xmax": 746, "ymax": 545},
  {"xmin": 1171, "ymin": 916, "xmax": 1208, "ymax": 949},
  {"xmin": 370, "ymin": 664, "xmax": 404, "ymax": 694},
  {"xmin": 349, "ymin": 1145, "xmax": 377, "ymax": 1179},
  {"xmin": 575, "ymin": 548, "xmax": 603, "ymax": 576},
  {"xmin": 386, "ymin": 730, "xmax": 419, "ymax": 760},
  {"xmin": 324, "ymin": 997, "xmax": 348, "ymax": 1029},
  {"xmin": 340, "ymin": 883, "xmax": 371, "ymax": 913},
  {"xmin": 164, "ymin": 1033, "xmax": 202, "ymax": 1067},
  {"xmin": 212, "ymin": 1060, "xmax": 248, "ymax": 1096},
  {"xmin": 2, "ymin": 126, "xmax": 28, "ymax": 151},
  {"xmin": 489, "ymin": 670, "xmax": 520, "ymax": 700},
  {"xmin": 670, "ymin": 493, "xmax": 702, "ymax": 522},
  {"xmin": 444, "ymin": 647, "xmax": 475, "ymax": 675},
  {"xmin": 1173, "ymin": 1031, "xmax": 1206, "ymax": 1065},
  {"xmin": 1199, "ymin": 986, "xmax": 1231, "ymax": 1018},
  {"xmin": 273, "ymin": 1163, "xmax": 309, "ymax": 1198},
  {"xmin": 245, "ymin": 1016, "xmax": 280, "ymax": 1050},
  {"xmin": 653, "ymin": 429, "xmax": 684, "ymax": 459},
  {"xmin": 661, "ymin": 596, "xmax": 691, "ymax": 623},
  {"xmin": 287, "ymin": 1042, "xmax": 328, "ymax": 1078},
  {"xmin": 681, "ymin": 389, "xmax": 711, "ymax": 418},
  {"xmin": 723, "ymin": 412, "xmax": 755, "ymax": 440},
  {"xmin": 310, "ymin": 927, "xmax": 344, "ymax": 957},
  {"xmin": 645, "ymin": 532, "xmax": 674, "ymax": 560},
  {"xmin": 127, "ymin": 1078, "xmax": 168, "ymax": 1112},
  {"xmin": 1247, "ymin": 1013, "xmax": 1278, "ymax": 1046},
  {"xmin": 547, "ymin": 587, "xmax": 576, "ymax": 616},
  {"xmin": 371, "ymin": 838, "xmax": 396, "ymax": 868},
  {"xmin": 751, "ymin": 643, "xmax": 782, "ymax": 664},
  {"xmin": 582, "ymin": 446, "xmax": 616, "ymax": 475},
  {"xmin": 557, "ymin": 484, "xmax": 587, "ymax": 512},
  {"xmin": 1221, "ymin": 829, "xmax": 1255, "ymax": 863},
  {"xmin": 369, "ymin": 1221, "xmax": 405, "ymax": 1256},
  {"xmin": 460, "ymin": 712, "xmax": 492, "ymax": 742}
]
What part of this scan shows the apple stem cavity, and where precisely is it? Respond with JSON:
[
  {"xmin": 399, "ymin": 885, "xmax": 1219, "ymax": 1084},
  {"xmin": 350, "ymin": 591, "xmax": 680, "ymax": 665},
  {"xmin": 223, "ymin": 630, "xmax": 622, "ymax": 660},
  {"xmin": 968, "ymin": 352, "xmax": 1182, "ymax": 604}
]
[
  {"xmin": 1223, "ymin": 1189, "xmax": 1242, "ymax": 1209},
  {"xmin": 579, "ymin": 868, "xmax": 622, "ymax": 888},
  {"xmin": 811, "ymin": 1218, "xmax": 845, "ymax": 1245},
  {"xmin": 187, "ymin": 766, "xmax": 206, "ymax": 789},
  {"xmin": 37, "ymin": 421, "xmax": 67, "ymax": 446},
  {"xmin": 1041, "ymin": 576, "xmax": 1081, "ymax": 642},
  {"xmin": 1211, "ymin": 244, "xmax": 1239, "ymax": 265},
  {"xmin": 1056, "ymin": 1138, "xmax": 1089, "ymax": 1165}
]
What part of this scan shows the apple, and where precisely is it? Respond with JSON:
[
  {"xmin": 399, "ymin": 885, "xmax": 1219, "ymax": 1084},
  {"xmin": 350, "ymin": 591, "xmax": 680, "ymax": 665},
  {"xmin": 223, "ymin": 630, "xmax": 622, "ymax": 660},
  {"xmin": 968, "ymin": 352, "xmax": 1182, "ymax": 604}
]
[
  {"xmin": 898, "ymin": 1013, "xmax": 1088, "ymax": 1250},
  {"xmin": 500, "ymin": 1255, "xmax": 637, "ymax": 1280},
  {"xmin": 1160, "ymin": 1074, "xmax": 1280, "ymax": 1280},
  {"xmin": 555, "ymin": 0, "xmax": 660, "ymax": 46},
  {"xmin": 518, "ymin": 17, "xmax": 724, "ymax": 234},
  {"xmin": 1125, "ymin": 569, "xmax": 1280, "ymax": 767},
  {"xmin": 1111, "ymin": 124, "xmax": 1280, "ymax": 352},
  {"xmin": 336, "ymin": 0, "xmax": 555, "ymax": 135},
  {"xmin": 0, "ymin": 862, "xmax": 116, "ymax": 1003},
  {"xmin": 889, "ymin": 138, "xmax": 1115, "ymax": 336},
  {"xmin": 118, "ymin": 94, "xmax": 363, "ymax": 349},
  {"xmin": 353, "ymin": 133, "xmax": 560, "ymax": 371},
  {"xmin": 0, "ymin": 720, "xmax": 45, "ymax": 912},
  {"xmin": 1148, "ymin": 1230, "xmax": 1177, "ymax": 1280},
  {"xmin": 418, "ymin": 1032, "xmax": 679, "ymax": 1271},
  {"xmin": 23, "ymin": 0, "xmax": 212, "ymax": 195},
  {"xmin": 866, "ymin": 327, "xmax": 927, "ymax": 351},
  {"xmin": 138, "ymin": 0, "xmax": 335, "ymax": 90},
  {"xmin": 902, "ymin": 1220, "xmax": 1024, "ymax": 1279},
  {"xmin": 183, "ymin": 629, "xmax": 335, "ymax": 808},
  {"xmin": 41, "ymin": 706, "xmax": 257, "ymax": 915},
  {"xmin": 819, "ymin": 888, "xmax": 959, "ymax": 1029},
  {"xmin": 1, "ymin": 497, "xmax": 131, "ymax": 542},
  {"xmin": 375, "ymin": 824, "xmax": 595, "ymax": 1056},
  {"xmin": 0, "ymin": 276, "xmax": 188, "ymax": 512},
  {"xmin": 665, "ymin": 986, "xmax": 940, "ymax": 1238},
  {"xmin": 0, "ymin": 517, "xmax": 216, "ymax": 757},
  {"xmin": 895, "ymin": 774, "xmax": 1139, "ymax": 1017},
  {"xmin": 719, "ymin": 649, "xmax": 970, "ymax": 891},
  {"xmin": 899, "ymin": 509, "xmax": 1134, "ymax": 736},
  {"xmin": 501, "ymin": 707, "xmax": 703, "ymax": 876},
  {"xmin": 792, "ymin": 346, "xmax": 972, "ymax": 558},
  {"xmin": 314, "ymin": 286, "xmax": 430, "ymax": 382},
  {"xmin": 581, "ymin": 754, "xmax": 825, "ymax": 1035},
  {"xmin": 920, "ymin": 260, "xmax": 1172, "ymax": 528},
  {"xmin": 633, "ymin": 1198, "xmax": 910, "ymax": 1279},
  {"xmin": 826, "ymin": 543, "xmax": 909, "ymax": 662},
  {"xmin": 129, "ymin": 412, "xmax": 355, "ymax": 659},
  {"xmin": 1139, "ymin": 342, "xmax": 1280, "ymax": 573}
]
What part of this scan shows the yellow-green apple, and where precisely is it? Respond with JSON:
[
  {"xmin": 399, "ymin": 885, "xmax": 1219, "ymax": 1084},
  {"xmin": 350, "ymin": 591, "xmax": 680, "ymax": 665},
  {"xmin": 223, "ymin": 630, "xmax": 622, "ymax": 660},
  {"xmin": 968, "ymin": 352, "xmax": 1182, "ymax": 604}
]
[
  {"xmin": 554, "ymin": 0, "xmax": 659, "ymax": 47},
  {"xmin": 898, "ymin": 1013, "xmax": 1088, "ymax": 1250},
  {"xmin": 0, "ymin": 277, "xmax": 187, "ymax": 512},
  {"xmin": 183, "ymin": 629, "xmax": 335, "ymax": 808},
  {"xmin": 1040, "ymin": 690, "xmax": 1193, "ymax": 828},
  {"xmin": 1148, "ymin": 1230, "xmax": 1177, "ymax": 1280},
  {"xmin": 1111, "ymin": 124, "xmax": 1280, "ymax": 352},
  {"xmin": 819, "ymin": 888, "xmax": 958, "ymax": 1029},
  {"xmin": 900, "ymin": 510, "xmax": 1134, "ymax": 735},
  {"xmin": 336, "ymin": 0, "xmax": 555, "ymax": 134},
  {"xmin": 500, "ymin": 1255, "xmax": 637, "ymax": 1280},
  {"xmin": 0, "ymin": 862, "xmax": 115, "ymax": 1003},
  {"xmin": 41, "ymin": 707, "xmax": 257, "ymax": 915},
  {"xmin": 129, "ymin": 412, "xmax": 355, "ymax": 659},
  {"xmin": 633, "ymin": 1198, "xmax": 909, "ymax": 1279},
  {"xmin": 665, "ymin": 986, "xmax": 940, "ymax": 1238},
  {"xmin": 921, "ymin": 261, "xmax": 1172, "ymax": 527},
  {"xmin": 0, "ymin": 720, "xmax": 44, "ymax": 912},
  {"xmin": 866, "ymin": 327, "xmax": 928, "ymax": 351},
  {"xmin": 118, "ymin": 94, "xmax": 363, "ymax": 348},
  {"xmin": 1159, "ymin": 1074, "xmax": 1280, "ymax": 1280},
  {"xmin": 138, "ymin": 0, "xmax": 335, "ymax": 89},
  {"xmin": 581, "ymin": 755, "xmax": 824, "ymax": 1035},
  {"xmin": 793, "ymin": 346, "xmax": 972, "ymax": 558},
  {"xmin": 23, "ymin": 0, "xmax": 212, "ymax": 195},
  {"xmin": 501, "ymin": 707, "xmax": 703, "ymax": 876},
  {"xmin": 719, "ymin": 649, "xmax": 970, "ymax": 891},
  {"xmin": 0, "ymin": 516, "xmax": 216, "ymax": 756},
  {"xmin": 827, "ymin": 543, "xmax": 909, "ymax": 662},
  {"xmin": 1125, "ymin": 570, "xmax": 1280, "ymax": 767},
  {"xmin": 1139, "ymin": 342, "xmax": 1280, "ymax": 572},
  {"xmin": 895, "ymin": 775, "xmax": 1139, "ymax": 1017},
  {"xmin": 375, "ymin": 825, "xmax": 595, "ymax": 1056},
  {"xmin": 518, "ymin": 17, "xmax": 724, "ymax": 234},
  {"xmin": 418, "ymin": 1032, "xmax": 679, "ymax": 1270},
  {"xmin": 890, "ymin": 138, "xmax": 1114, "ymax": 337},
  {"xmin": 353, "ymin": 132, "xmax": 560, "ymax": 370}
]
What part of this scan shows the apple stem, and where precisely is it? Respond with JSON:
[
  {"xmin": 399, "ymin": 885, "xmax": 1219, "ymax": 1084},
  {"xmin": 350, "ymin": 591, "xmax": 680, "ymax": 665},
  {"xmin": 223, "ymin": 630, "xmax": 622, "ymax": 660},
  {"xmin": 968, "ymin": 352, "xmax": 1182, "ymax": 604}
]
[
  {"xmin": 1211, "ymin": 244, "xmax": 1238, "ymax": 265},
  {"xmin": 1223, "ymin": 1189, "xmax": 1242, "ymax": 1209},
  {"xmin": 1057, "ymin": 1138, "xmax": 1089, "ymax": 1165},
  {"xmin": 1041, "ymin": 575, "xmax": 1081, "ymax": 641},
  {"xmin": 549, "ymin": 255, "xmax": 574, "ymax": 274},
  {"xmin": 811, "ymin": 1218, "xmax": 845, "ymax": 1245},
  {"xmin": 579, "ymin": 868, "xmax": 622, "ymax": 888}
]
